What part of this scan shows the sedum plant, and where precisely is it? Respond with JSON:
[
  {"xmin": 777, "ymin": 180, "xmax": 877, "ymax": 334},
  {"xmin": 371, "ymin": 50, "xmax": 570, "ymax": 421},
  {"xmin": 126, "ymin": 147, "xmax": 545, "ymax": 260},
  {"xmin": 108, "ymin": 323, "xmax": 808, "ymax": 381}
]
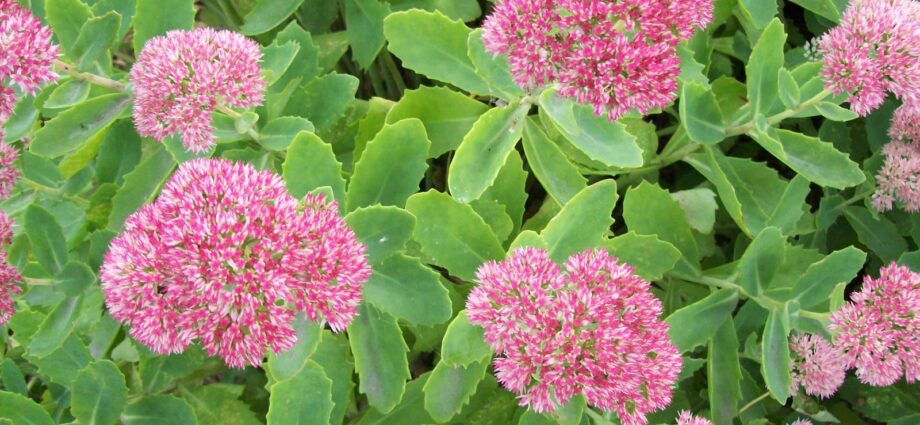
[{"xmin": 1, "ymin": 0, "xmax": 919, "ymax": 424}]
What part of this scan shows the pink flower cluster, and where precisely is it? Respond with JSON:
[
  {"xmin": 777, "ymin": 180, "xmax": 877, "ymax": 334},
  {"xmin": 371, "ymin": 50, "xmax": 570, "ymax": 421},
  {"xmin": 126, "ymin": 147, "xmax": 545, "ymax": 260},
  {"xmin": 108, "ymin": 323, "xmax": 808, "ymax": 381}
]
[
  {"xmin": 0, "ymin": 0, "xmax": 58, "ymax": 128},
  {"xmin": 131, "ymin": 28, "xmax": 265, "ymax": 153},
  {"xmin": 0, "ymin": 211, "xmax": 20, "ymax": 326},
  {"xmin": 467, "ymin": 248, "xmax": 681, "ymax": 424},
  {"xmin": 676, "ymin": 411, "xmax": 712, "ymax": 425},
  {"xmin": 819, "ymin": 0, "xmax": 920, "ymax": 116},
  {"xmin": 871, "ymin": 139, "xmax": 920, "ymax": 213},
  {"xmin": 100, "ymin": 159, "xmax": 371, "ymax": 368},
  {"xmin": 0, "ymin": 141, "xmax": 18, "ymax": 199},
  {"xmin": 790, "ymin": 333, "xmax": 846, "ymax": 398},
  {"xmin": 482, "ymin": 0, "xmax": 713, "ymax": 120},
  {"xmin": 830, "ymin": 263, "xmax": 919, "ymax": 386}
]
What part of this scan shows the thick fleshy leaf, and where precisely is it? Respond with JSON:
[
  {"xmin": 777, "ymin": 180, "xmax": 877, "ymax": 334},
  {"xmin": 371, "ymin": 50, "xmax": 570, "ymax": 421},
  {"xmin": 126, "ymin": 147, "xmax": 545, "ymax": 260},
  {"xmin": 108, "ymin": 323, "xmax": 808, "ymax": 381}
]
[
  {"xmin": 265, "ymin": 316, "xmax": 323, "ymax": 382},
  {"xmin": 762, "ymin": 309, "xmax": 793, "ymax": 403},
  {"xmin": 107, "ymin": 146, "xmax": 175, "ymax": 232},
  {"xmin": 448, "ymin": 105, "xmax": 527, "ymax": 203},
  {"xmin": 347, "ymin": 119, "xmax": 431, "ymax": 211},
  {"xmin": 121, "ymin": 395, "xmax": 198, "ymax": 425},
  {"xmin": 267, "ymin": 361, "xmax": 334, "ymax": 425},
  {"xmin": 30, "ymin": 94, "xmax": 131, "ymax": 158},
  {"xmin": 467, "ymin": 29, "xmax": 524, "ymax": 100},
  {"xmin": 24, "ymin": 205, "xmax": 67, "ymax": 275},
  {"xmin": 604, "ymin": 233, "xmax": 681, "ymax": 281},
  {"xmin": 405, "ymin": 191, "xmax": 504, "ymax": 281},
  {"xmin": 181, "ymin": 385, "xmax": 261, "ymax": 425},
  {"xmin": 751, "ymin": 129, "xmax": 864, "ymax": 189},
  {"xmin": 746, "ymin": 18, "xmax": 786, "ymax": 114},
  {"xmin": 792, "ymin": 247, "xmax": 866, "ymax": 308},
  {"xmin": 346, "ymin": 206, "xmax": 416, "ymax": 263},
  {"xmin": 666, "ymin": 290, "xmax": 739, "ymax": 353},
  {"xmin": 345, "ymin": 0, "xmax": 391, "ymax": 68},
  {"xmin": 0, "ymin": 391, "xmax": 53, "ymax": 425},
  {"xmin": 522, "ymin": 118, "xmax": 587, "ymax": 205},
  {"xmin": 423, "ymin": 359, "xmax": 489, "ymax": 423},
  {"xmin": 133, "ymin": 0, "xmax": 195, "ymax": 54},
  {"xmin": 71, "ymin": 12, "xmax": 121, "ymax": 70},
  {"xmin": 680, "ymin": 81, "xmax": 725, "ymax": 144},
  {"xmin": 282, "ymin": 131, "xmax": 346, "ymax": 203},
  {"xmin": 72, "ymin": 360, "xmax": 128, "ymax": 425},
  {"xmin": 623, "ymin": 182, "xmax": 700, "ymax": 274},
  {"xmin": 709, "ymin": 318, "xmax": 742, "ymax": 425},
  {"xmin": 441, "ymin": 310, "xmax": 492, "ymax": 367},
  {"xmin": 540, "ymin": 180, "xmax": 617, "ymax": 262},
  {"xmin": 385, "ymin": 86, "xmax": 489, "ymax": 158},
  {"xmin": 348, "ymin": 303, "xmax": 411, "ymax": 413},
  {"xmin": 843, "ymin": 206, "xmax": 908, "ymax": 262},
  {"xmin": 259, "ymin": 117, "xmax": 315, "ymax": 151},
  {"xmin": 363, "ymin": 255, "xmax": 452, "ymax": 326},
  {"xmin": 45, "ymin": 0, "xmax": 92, "ymax": 54},
  {"xmin": 240, "ymin": 0, "xmax": 306, "ymax": 35},
  {"xmin": 737, "ymin": 227, "xmax": 786, "ymax": 297}
]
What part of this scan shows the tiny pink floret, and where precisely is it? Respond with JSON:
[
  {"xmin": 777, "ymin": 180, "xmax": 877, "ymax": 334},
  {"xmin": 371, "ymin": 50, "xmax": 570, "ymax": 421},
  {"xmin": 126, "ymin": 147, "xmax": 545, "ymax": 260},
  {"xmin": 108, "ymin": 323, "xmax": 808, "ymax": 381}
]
[
  {"xmin": 466, "ymin": 247, "xmax": 681, "ymax": 425},
  {"xmin": 100, "ymin": 159, "xmax": 371, "ymax": 368},
  {"xmin": 830, "ymin": 263, "xmax": 920, "ymax": 386},
  {"xmin": 0, "ymin": 0, "xmax": 58, "ymax": 123},
  {"xmin": 130, "ymin": 28, "xmax": 265, "ymax": 153},
  {"xmin": 482, "ymin": 0, "xmax": 713, "ymax": 121},
  {"xmin": 789, "ymin": 333, "xmax": 845, "ymax": 398}
]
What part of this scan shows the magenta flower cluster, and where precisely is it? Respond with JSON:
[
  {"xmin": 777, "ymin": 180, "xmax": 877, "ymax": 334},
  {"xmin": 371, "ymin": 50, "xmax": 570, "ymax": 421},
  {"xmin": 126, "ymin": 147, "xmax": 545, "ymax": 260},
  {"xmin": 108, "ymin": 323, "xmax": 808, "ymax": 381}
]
[
  {"xmin": 790, "ymin": 333, "xmax": 846, "ymax": 398},
  {"xmin": 1, "ymin": 0, "xmax": 58, "ymax": 140},
  {"xmin": 482, "ymin": 0, "xmax": 713, "ymax": 120},
  {"xmin": 830, "ymin": 263, "xmax": 919, "ymax": 386},
  {"xmin": 0, "ymin": 211, "xmax": 20, "ymax": 326},
  {"xmin": 467, "ymin": 247, "xmax": 681, "ymax": 425},
  {"xmin": 100, "ymin": 159, "xmax": 371, "ymax": 368},
  {"xmin": 871, "ymin": 138, "xmax": 919, "ymax": 213},
  {"xmin": 131, "ymin": 28, "xmax": 265, "ymax": 153},
  {"xmin": 819, "ymin": 0, "xmax": 920, "ymax": 116},
  {"xmin": 676, "ymin": 411, "xmax": 712, "ymax": 425}
]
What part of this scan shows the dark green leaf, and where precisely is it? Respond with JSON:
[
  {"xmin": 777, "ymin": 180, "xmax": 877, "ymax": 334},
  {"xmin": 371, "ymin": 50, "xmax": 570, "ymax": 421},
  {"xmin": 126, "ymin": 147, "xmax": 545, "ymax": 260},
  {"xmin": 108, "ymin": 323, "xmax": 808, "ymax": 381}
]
[
  {"xmin": 623, "ymin": 182, "xmax": 700, "ymax": 275},
  {"xmin": 107, "ymin": 146, "xmax": 175, "ymax": 232},
  {"xmin": 265, "ymin": 316, "xmax": 323, "ymax": 382},
  {"xmin": 423, "ymin": 360, "xmax": 489, "ymax": 423},
  {"xmin": 45, "ymin": 0, "xmax": 92, "ymax": 55},
  {"xmin": 71, "ymin": 12, "xmax": 121, "ymax": 70},
  {"xmin": 182, "ymin": 385, "xmax": 260, "ymax": 425},
  {"xmin": 709, "ymin": 318, "xmax": 742, "ymax": 425},
  {"xmin": 0, "ymin": 391, "xmax": 53, "ymax": 425},
  {"xmin": 843, "ymin": 206, "xmax": 908, "ymax": 262}
]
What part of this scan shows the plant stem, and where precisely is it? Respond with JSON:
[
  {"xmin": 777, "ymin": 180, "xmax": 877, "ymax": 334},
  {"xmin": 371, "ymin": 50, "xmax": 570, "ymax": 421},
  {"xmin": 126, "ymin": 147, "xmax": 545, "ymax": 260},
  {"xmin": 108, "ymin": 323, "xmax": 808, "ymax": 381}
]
[
  {"xmin": 737, "ymin": 392, "xmax": 770, "ymax": 415},
  {"xmin": 23, "ymin": 277, "xmax": 54, "ymax": 286},
  {"xmin": 20, "ymin": 177, "xmax": 89, "ymax": 207},
  {"xmin": 724, "ymin": 89, "xmax": 834, "ymax": 136},
  {"xmin": 669, "ymin": 272, "xmax": 832, "ymax": 319},
  {"xmin": 54, "ymin": 59, "xmax": 126, "ymax": 92},
  {"xmin": 214, "ymin": 103, "xmax": 261, "ymax": 141}
]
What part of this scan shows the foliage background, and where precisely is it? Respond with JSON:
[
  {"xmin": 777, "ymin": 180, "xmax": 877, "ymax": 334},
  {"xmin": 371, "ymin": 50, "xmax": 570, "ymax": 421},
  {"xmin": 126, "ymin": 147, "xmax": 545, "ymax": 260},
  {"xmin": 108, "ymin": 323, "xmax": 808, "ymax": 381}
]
[{"xmin": 1, "ymin": 0, "xmax": 919, "ymax": 424}]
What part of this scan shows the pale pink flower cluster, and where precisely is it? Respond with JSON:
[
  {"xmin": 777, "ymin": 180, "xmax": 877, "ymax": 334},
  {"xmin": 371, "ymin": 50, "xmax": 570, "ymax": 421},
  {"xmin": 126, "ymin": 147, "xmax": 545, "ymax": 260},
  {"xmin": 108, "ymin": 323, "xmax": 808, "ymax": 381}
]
[
  {"xmin": 467, "ymin": 248, "xmax": 681, "ymax": 424},
  {"xmin": 819, "ymin": 0, "xmax": 920, "ymax": 116},
  {"xmin": 830, "ymin": 263, "xmax": 919, "ymax": 386},
  {"xmin": 0, "ymin": 211, "xmax": 20, "ymax": 326},
  {"xmin": 789, "ymin": 333, "xmax": 846, "ymax": 398},
  {"xmin": 100, "ymin": 159, "xmax": 371, "ymax": 368},
  {"xmin": 788, "ymin": 420, "xmax": 813, "ymax": 425},
  {"xmin": 890, "ymin": 104, "xmax": 920, "ymax": 142},
  {"xmin": 0, "ymin": 0, "xmax": 58, "ymax": 126},
  {"xmin": 0, "ymin": 141, "xmax": 18, "ymax": 199},
  {"xmin": 676, "ymin": 411, "xmax": 712, "ymax": 425},
  {"xmin": 482, "ymin": 0, "xmax": 713, "ymax": 120},
  {"xmin": 871, "ymin": 139, "xmax": 920, "ymax": 213},
  {"xmin": 130, "ymin": 28, "xmax": 265, "ymax": 153}
]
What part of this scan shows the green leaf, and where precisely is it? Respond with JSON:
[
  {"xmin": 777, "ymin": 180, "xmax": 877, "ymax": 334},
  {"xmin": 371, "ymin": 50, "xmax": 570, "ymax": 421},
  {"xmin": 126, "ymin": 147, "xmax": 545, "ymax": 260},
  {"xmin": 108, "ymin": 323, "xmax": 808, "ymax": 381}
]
[
  {"xmin": 0, "ymin": 391, "xmax": 53, "ymax": 425},
  {"xmin": 604, "ymin": 233, "xmax": 681, "ymax": 281},
  {"xmin": 349, "ymin": 303, "xmax": 411, "ymax": 413},
  {"xmin": 271, "ymin": 22, "xmax": 322, "ymax": 91},
  {"xmin": 355, "ymin": 97, "xmax": 396, "ymax": 162},
  {"xmin": 267, "ymin": 361, "xmax": 334, "ymax": 425},
  {"xmin": 311, "ymin": 332, "xmax": 356, "ymax": 425},
  {"xmin": 107, "ymin": 146, "xmax": 175, "ymax": 232},
  {"xmin": 793, "ymin": 247, "xmax": 866, "ymax": 308},
  {"xmin": 746, "ymin": 18, "xmax": 786, "ymax": 115},
  {"xmin": 28, "ymin": 296, "xmax": 82, "ymax": 357},
  {"xmin": 384, "ymin": 10, "xmax": 490, "ymax": 94},
  {"xmin": 751, "ymin": 129, "xmax": 865, "ymax": 189},
  {"xmin": 843, "ymin": 206, "xmax": 908, "ymax": 263},
  {"xmin": 470, "ymin": 200, "xmax": 513, "ymax": 243},
  {"xmin": 467, "ymin": 29, "xmax": 524, "ymax": 100},
  {"xmin": 96, "ymin": 120, "xmax": 141, "ymax": 184},
  {"xmin": 260, "ymin": 41, "xmax": 300, "ymax": 87},
  {"xmin": 815, "ymin": 101, "xmax": 859, "ymax": 121},
  {"xmin": 353, "ymin": 374, "xmax": 434, "ymax": 425},
  {"xmin": 680, "ymin": 82, "xmax": 725, "ymax": 144},
  {"xmin": 347, "ymin": 119, "xmax": 431, "ymax": 211},
  {"xmin": 385, "ymin": 86, "xmax": 489, "ymax": 158},
  {"xmin": 71, "ymin": 12, "xmax": 121, "ymax": 70},
  {"xmin": 778, "ymin": 68, "xmax": 801, "ymax": 109},
  {"xmin": 182, "ymin": 385, "xmax": 260, "ymax": 425},
  {"xmin": 540, "ymin": 180, "xmax": 617, "ymax": 262},
  {"xmin": 738, "ymin": 227, "xmax": 786, "ymax": 296},
  {"xmin": 345, "ymin": 0, "xmax": 391, "ymax": 69},
  {"xmin": 671, "ymin": 188, "xmax": 719, "ymax": 234},
  {"xmin": 441, "ymin": 310, "xmax": 492, "ymax": 367},
  {"xmin": 448, "ymin": 105, "xmax": 527, "ymax": 203},
  {"xmin": 30, "ymin": 94, "xmax": 131, "ymax": 158},
  {"xmin": 709, "ymin": 318, "xmax": 742, "ymax": 425},
  {"xmin": 121, "ymin": 395, "xmax": 198, "ymax": 425},
  {"xmin": 240, "ymin": 0, "xmax": 306, "ymax": 35},
  {"xmin": 0, "ymin": 360, "xmax": 27, "ymax": 396},
  {"xmin": 265, "ymin": 316, "xmax": 323, "ymax": 382},
  {"xmin": 28, "ymin": 334, "xmax": 93, "ymax": 384},
  {"xmin": 59, "ymin": 126, "xmax": 108, "ymax": 178},
  {"xmin": 790, "ymin": 0, "xmax": 841, "ymax": 22},
  {"xmin": 423, "ymin": 360, "xmax": 489, "ymax": 423},
  {"xmin": 133, "ymin": 0, "xmax": 195, "ymax": 55},
  {"xmin": 405, "ymin": 191, "xmax": 505, "ymax": 281},
  {"xmin": 259, "ymin": 117, "xmax": 315, "ymax": 151},
  {"xmin": 623, "ymin": 182, "xmax": 700, "ymax": 275},
  {"xmin": 738, "ymin": 0, "xmax": 779, "ymax": 29},
  {"xmin": 283, "ymin": 73, "xmax": 359, "ymax": 137},
  {"xmin": 539, "ymin": 88, "xmax": 643, "ymax": 168},
  {"xmin": 72, "ymin": 360, "xmax": 128, "ymax": 425},
  {"xmin": 765, "ymin": 175, "xmax": 811, "ymax": 235},
  {"xmin": 44, "ymin": 80, "xmax": 91, "ymax": 110},
  {"xmin": 55, "ymin": 261, "xmax": 96, "ymax": 296},
  {"xmin": 522, "ymin": 118, "xmax": 587, "ymax": 205},
  {"xmin": 480, "ymin": 150, "xmax": 528, "ymax": 235},
  {"xmin": 364, "ymin": 255, "xmax": 452, "ymax": 326},
  {"xmin": 24, "ymin": 205, "xmax": 67, "ymax": 274},
  {"xmin": 45, "ymin": 0, "xmax": 92, "ymax": 55},
  {"xmin": 762, "ymin": 309, "xmax": 793, "ymax": 403},
  {"xmin": 139, "ymin": 348, "xmax": 205, "ymax": 394},
  {"xmin": 282, "ymin": 131, "xmax": 346, "ymax": 203},
  {"xmin": 346, "ymin": 206, "xmax": 415, "ymax": 263},
  {"xmin": 666, "ymin": 290, "xmax": 739, "ymax": 353}
]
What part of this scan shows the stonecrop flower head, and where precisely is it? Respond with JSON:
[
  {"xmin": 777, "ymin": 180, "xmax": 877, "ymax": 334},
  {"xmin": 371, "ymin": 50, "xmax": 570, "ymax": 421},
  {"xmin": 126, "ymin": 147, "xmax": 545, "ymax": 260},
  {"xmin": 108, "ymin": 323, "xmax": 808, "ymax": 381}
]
[
  {"xmin": 789, "ymin": 333, "xmax": 846, "ymax": 398},
  {"xmin": 131, "ymin": 28, "xmax": 265, "ymax": 153},
  {"xmin": 482, "ymin": 0, "xmax": 713, "ymax": 120},
  {"xmin": 830, "ymin": 263, "xmax": 920, "ymax": 386},
  {"xmin": 0, "ymin": 141, "xmax": 19, "ymax": 199},
  {"xmin": 100, "ymin": 159, "xmax": 371, "ymax": 368},
  {"xmin": 676, "ymin": 411, "xmax": 712, "ymax": 425},
  {"xmin": 467, "ymin": 247, "xmax": 681, "ymax": 425},
  {"xmin": 788, "ymin": 420, "xmax": 813, "ymax": 425},
  {"xmin": 890, "ymin": 103, "xmax": 920, "ymax": 142},
  {"xmin": 870, "ymin": 139, "xmax": 920, "ymax": 213},
  {"xmin": 819, "ymin": 0, "xmax": 920, "ymax": 116},
  {"xmin": 0, "ymin": 211, "xmax": 21, "ymax": 326},
  {"xmin": 0, "ymin": 0, "xmax": 58, "ymax": 122}
]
